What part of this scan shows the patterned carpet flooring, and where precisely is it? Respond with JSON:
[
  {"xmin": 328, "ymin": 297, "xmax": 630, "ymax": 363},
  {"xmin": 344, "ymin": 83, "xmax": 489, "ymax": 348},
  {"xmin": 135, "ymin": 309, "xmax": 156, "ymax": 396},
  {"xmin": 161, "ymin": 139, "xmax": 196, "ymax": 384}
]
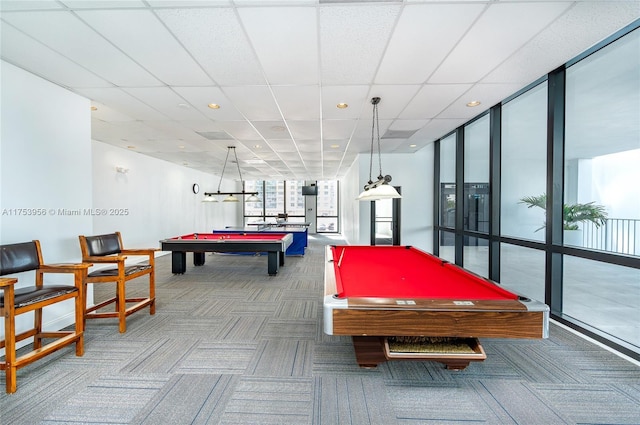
[{"xmin": 2, "ymin": 235, "xmax": 640, "ymax": 424}]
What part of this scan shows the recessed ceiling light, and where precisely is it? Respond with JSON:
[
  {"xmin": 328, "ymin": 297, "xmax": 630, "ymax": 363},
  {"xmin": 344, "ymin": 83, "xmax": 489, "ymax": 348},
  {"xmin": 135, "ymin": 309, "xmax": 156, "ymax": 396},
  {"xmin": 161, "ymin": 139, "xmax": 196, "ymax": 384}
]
[
  {"xmin": 254, "ymin": 144, "xmax": 261, "ymax": 148},
  {"xmin": 207, "ymin": 103, "xmax": 220, "ymax": 109},
  {"xmin": 271, "ymin": 125, "xmax": 286, "ymax": 132},
  {"xmin": 90, "ymin": 106, "xmax": 97, "ymax": 111},
  {"xmin": 178, "ymin": 145, "xmax": 185, "ymax": 149},
  {"xmin": 337, "ymin": 103, "xmax": 348, "ymax": 109},
  {"xmin": 126, "ymin": 145, "xmax": 136, "ymax": 149},
  {"xmin": 409, "ymin": 144, "xmax": 417, "ymax": 148},
  {"xmin": 330, "ymin": 144, "xmax": 340, "ymax": 149},
  {"xmin": 466, "ymin": 100, "xmax": 481, "ymax": 107}
]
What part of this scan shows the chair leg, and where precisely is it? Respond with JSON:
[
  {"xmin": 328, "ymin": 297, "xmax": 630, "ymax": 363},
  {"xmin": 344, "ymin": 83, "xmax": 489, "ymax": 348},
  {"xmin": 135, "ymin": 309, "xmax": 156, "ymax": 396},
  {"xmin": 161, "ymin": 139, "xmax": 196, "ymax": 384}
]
[
  {"xmin": 4, "ymin": 289, "xmax": 17, "ymax": 393},
  {"xmin": 33, "ymin": 307, "xmax": 43, "ymax": 350},
  {"xmin": 117, "ymin": 278, "xmax": 127, "ymax": 333},
  {"xmin": 74, "ymin": 282, "xmax": 85, "ymax": 357},
  {"xmin": 149, "ymin": 268, "xmax": 156, "ymax": 316}
]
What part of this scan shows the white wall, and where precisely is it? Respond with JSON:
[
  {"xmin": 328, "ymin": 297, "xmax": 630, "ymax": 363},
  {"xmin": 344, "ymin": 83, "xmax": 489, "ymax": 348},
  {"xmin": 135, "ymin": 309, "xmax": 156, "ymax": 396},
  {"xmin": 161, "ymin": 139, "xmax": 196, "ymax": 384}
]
[
  {"xmin": 339, "ymin": 160, "xmax": 361, "ymax": 244},
  {"xmin": 0, "ymin": 61, "xmax": 243, "ymax": 347},
  {"xmin": 91, "ymin": 141, "xmax": 242, "ymax": 248},
  {"xmin": 341, "ymin": 148, "xmax": 434, "ymax": 252},
  {"xmin": 1, "ymin": 61, "xmax": 93, "ymax": 337}
]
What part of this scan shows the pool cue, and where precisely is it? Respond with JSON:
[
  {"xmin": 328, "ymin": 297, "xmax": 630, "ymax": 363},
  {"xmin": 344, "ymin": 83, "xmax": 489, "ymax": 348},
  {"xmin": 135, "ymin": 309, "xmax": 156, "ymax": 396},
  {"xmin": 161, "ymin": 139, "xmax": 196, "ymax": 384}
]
[{"xmin": 337, "ymin": 247, "xmax": 345, "ymax": 267}]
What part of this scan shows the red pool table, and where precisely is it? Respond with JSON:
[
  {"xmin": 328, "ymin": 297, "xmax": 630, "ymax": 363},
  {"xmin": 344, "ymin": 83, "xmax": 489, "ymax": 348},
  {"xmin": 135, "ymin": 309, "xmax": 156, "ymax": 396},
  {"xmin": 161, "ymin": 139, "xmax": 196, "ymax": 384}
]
[
  {"xmin": 323, "ymin": 245, "xmax": 549, "ymax": 369},
  {"xmin": 160, "ymin": 233, "xmax": 293, "ymax": 276}
]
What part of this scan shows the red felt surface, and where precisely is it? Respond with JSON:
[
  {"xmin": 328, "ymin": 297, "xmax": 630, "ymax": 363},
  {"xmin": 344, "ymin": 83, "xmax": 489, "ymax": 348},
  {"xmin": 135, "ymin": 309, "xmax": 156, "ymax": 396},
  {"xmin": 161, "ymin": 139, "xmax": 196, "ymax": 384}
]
[
  {"xmin": 332, "ymin": 245, "xmax": 518, "ymax": 300},
  {"xmin": 175, "ymin": 233, "xmax": 287, "ymax": 241}
]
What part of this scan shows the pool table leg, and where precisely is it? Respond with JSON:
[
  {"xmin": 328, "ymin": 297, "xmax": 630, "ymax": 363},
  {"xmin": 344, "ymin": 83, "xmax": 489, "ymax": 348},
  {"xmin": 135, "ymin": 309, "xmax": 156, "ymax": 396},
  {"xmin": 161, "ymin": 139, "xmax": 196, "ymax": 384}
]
[
  {"xmin": 171, "ymin": 251, "xmax": 187, "ymax": 274},
  {"xmin": 267, "ymin": 251, "xmax": 279, "ymax": 276},
  {"xmin": 193, "ymin": 252, "xmax": 205, "ymax": 266},
  {"xmin": 352, "ymin": 336, "xmax": 387, "ymax": 368}
]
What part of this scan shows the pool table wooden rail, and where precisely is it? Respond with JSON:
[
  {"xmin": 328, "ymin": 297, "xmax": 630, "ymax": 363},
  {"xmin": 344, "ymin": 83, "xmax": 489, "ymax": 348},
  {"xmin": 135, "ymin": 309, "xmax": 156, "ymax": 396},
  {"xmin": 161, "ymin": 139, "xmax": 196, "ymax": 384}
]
[{"xmin": 329, "ymin": 307, "xmax": 546, "ymax": 339}]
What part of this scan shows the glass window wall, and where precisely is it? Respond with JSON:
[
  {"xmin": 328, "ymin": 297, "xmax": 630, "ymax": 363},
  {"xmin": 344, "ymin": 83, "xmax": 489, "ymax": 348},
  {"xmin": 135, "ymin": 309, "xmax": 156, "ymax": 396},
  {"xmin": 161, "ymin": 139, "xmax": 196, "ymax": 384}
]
[
  {"xmin": 317, "ymin": 180, "xmax": 339, "ymax": 233},
  {"xmin": 501, "ymin": 83, "xmax": 548, "ymax": 242},
  {"xmin": 500, "ymin": 243, "xmax": 545, "ymax": 302},
  {"xmin": 563, "ymin": 255, "xmax": 639, "ymax": 349},
  {"xmin": 565, "ymin": 28, "xmax": 640, "ymax": 254}
]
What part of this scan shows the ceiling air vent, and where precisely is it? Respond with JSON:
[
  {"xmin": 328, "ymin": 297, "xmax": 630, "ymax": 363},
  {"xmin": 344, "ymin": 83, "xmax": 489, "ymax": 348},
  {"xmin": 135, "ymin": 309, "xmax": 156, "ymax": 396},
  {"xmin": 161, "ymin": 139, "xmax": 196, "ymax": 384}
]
[
  {"xmin": 381, "ymin": 129, "xmax": 419, "ymax": 139},
  {"xmin": 196, "ymin": 131, "xmax": 232, "ymax": 140}
]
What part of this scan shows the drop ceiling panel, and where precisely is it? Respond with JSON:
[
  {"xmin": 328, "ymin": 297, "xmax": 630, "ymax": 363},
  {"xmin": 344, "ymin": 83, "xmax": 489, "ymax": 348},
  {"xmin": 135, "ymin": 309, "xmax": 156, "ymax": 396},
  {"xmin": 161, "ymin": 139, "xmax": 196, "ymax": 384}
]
[
  {"xmin": 213, "ymin": 121, "xmax": 263, "ymax": 141},
  {"xmin": 321, "ymin": 120, "xmax": 358, "ymax": 140},
  {"xmin": 297, "ymin": 140, "xmax": 321, "ymax": 153},
  {"xmin": 438, "ymin": 82, "xmax": 524, "ymax": 119},
  {"xmin": 1, "ymin": 24, "xmax": 112, "ymax": 89},
  {"xmin": 90, "ymin": 119, "xmax": 128, "ymax": 143},
  {"xmin": 266, "ymin": 139, "xmax": 300, "ymax": 154},
  {"xmin": 238, "ymin": 7, "xmax": 318, "ymax": 85},
  {"xmin": 173, "ymin": 87, "xmax": 246, "ymax": 121},
  {"xmin": 122, "ymin": 87, "xmax": 206, "ymax": 121},
  {"xmin": 400, "ymin": 84, "xmax": 473, "ymax": 120},
  {"xmin": 1, "ymin": 1, "xmax": 63, "ymax": 11},
  {"xmin": 375, "ymin": 3, "xmax": 485, "ymax": 84},
  {"xmin": 388, "ymin": 119, "xmax": 430, "ymax": 134},
  {"xmin": 483, "ymin": 2, "xmax": 640, "ymax": 85},
  {"xmin": 61, "ymin": 1, "xmax": 147, "ymax": 8},
  {"xmin": 368, "ymin": 85, "xmax": 422, "ymax": 119},
  {"xmin": 77, "ymin": 88, "xmax": 168, "ymax": 121},
  {"xmin": 287, "ymin": 121, "xmax": 321, "ymax": 141},
  {"xmin": 141, "ymin": 120, "xmax": 210, "ymax": 141},
  {"xmin": 223, "ymin": 86, "xmax": 283, "ymax": 120},
  {"xmin": 430, "ymin": 2, "xmax": 573, "ymax": 84},
  {"xmin": 156, "ymin": 8, "xmax": 265, "ymax": 86},
  {"xmin": 272, "ymin": 86, "xmax": 321, "ymax": 121},
  {"xmin": 146, "ymin": 1, "xmax": 230, "ymax": 6},
  {"xmin": 414, "ymin": 118, "xmax": 469, "ymax": 142},
  {"xmin": 350, "ymin": 118, "xmax": 392, "ymax": 143},
  {"xmin": 76, "ymin": 9, "xmax": 213, "ymax": 86},
  {"xmin": 91, "ymin": 103, "xmax": 135, "ymax": 123},
  {"xmin": 94, "ymin": 121, "xmax": 170, "ymax": 145},
  {"xmin": 251, "ymin": 121, "xmax": 291, "ymax": 140},
  {"xmin": 319, "ymin": 4, "xmax": 401, "ymax": 85},
  {"xmin": 2, "ymin": 11, "xmax": 161, "ymax": 86},
  {"xmin": 321, "ymin": 85, "xmax": 371, "ymax": 120}
]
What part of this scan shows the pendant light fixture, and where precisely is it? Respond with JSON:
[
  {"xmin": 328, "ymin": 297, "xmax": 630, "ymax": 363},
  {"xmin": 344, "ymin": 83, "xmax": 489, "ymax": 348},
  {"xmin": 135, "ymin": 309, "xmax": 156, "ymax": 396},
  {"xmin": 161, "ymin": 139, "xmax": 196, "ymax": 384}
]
[
  {"xmin": 357, "ymin": 97, "xmax": 402, "ymax": 201},
  {"xmin": 203, "ymin": 146, "xmax": 261, "ymax": 203}
]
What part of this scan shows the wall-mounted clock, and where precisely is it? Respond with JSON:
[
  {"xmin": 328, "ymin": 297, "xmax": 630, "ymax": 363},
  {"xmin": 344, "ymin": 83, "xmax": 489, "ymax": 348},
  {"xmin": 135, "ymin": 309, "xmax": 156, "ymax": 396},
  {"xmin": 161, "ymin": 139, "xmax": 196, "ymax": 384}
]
[{"xmin": 192, "ymin": 183, "xmax": 200, "ymax": 194}]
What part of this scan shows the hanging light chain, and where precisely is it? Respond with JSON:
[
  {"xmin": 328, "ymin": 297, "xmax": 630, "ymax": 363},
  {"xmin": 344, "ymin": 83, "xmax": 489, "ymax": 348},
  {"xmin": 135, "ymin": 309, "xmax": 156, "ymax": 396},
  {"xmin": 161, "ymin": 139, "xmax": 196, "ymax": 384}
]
[
  {"xmin": 216, "ymin": 147, "xmax": 233, "ymax": 193},
  {"xmin": 232, "ymin": 146, "xmax": 244, "ymax": 187},
  {"xmin": 374, "ymin": 98, "xmax": 383, "ymax": 180}
]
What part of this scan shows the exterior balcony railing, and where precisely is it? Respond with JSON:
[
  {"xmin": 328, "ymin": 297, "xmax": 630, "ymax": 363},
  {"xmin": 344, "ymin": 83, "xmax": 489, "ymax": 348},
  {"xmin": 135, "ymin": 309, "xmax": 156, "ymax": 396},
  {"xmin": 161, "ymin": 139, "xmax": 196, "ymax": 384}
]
[{"xmin": 581, "ymin": 218, "xmax": 640, "ymax": 256}]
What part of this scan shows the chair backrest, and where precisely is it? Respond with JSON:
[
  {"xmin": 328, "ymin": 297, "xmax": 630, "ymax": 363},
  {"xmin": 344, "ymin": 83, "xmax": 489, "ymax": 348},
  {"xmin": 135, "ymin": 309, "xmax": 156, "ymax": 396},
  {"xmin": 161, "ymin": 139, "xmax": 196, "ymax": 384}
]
[
  {"xmin": 0, "ymin": 241, "xmax": 42, "ymax": 276},
  {"xmin": 82, "ymin": 233, "xmax": 122, "ymax": 257}
]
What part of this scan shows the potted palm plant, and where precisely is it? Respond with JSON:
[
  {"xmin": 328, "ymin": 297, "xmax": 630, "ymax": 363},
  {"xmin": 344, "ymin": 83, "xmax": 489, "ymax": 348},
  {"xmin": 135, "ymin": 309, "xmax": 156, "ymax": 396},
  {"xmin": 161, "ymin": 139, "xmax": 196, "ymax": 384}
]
[{"xmin": 519, "ymin": 194, "xmax": 607, "ymax": 245}]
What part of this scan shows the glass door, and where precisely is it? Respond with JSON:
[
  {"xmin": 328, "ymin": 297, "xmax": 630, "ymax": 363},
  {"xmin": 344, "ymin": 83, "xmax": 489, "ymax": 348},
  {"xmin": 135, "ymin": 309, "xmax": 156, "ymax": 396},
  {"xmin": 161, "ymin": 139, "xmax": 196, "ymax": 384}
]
[{"xmin": 370, "ymin": 187, "xmax": 401, "ymax": 245}]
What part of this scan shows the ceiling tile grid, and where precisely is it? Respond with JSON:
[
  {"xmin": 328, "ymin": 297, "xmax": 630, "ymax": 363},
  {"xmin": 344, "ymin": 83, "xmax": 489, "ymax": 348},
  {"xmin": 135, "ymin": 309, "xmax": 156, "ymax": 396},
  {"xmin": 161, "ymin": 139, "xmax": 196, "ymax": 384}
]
[{"xmin": 1, "ymin": 0, "xmax": 638, "ymax": 180}]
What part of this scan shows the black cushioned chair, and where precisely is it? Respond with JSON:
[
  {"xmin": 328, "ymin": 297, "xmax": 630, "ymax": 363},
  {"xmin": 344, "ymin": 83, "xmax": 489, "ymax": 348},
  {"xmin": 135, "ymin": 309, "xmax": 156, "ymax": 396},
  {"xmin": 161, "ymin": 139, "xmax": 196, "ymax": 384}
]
[
  {"xmin": 78, "ymin": 232, "xmax": 157, "ymax": 333},
  {"xmin": 0, "ymin": 240, "xmax": 90, "ymax": 394}
]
